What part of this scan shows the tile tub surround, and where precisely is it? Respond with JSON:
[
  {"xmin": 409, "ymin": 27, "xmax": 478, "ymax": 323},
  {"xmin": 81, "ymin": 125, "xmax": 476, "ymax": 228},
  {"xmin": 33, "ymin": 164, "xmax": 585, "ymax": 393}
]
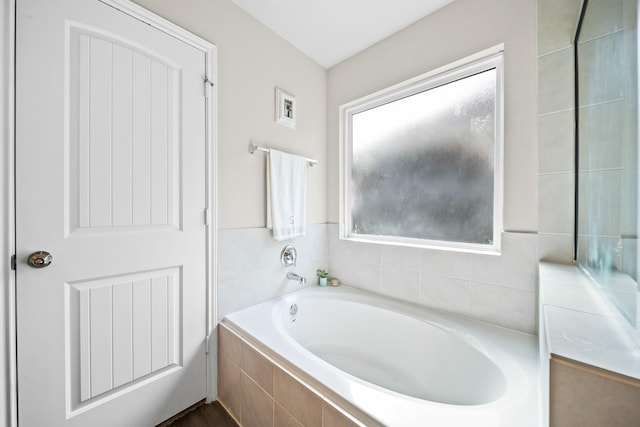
[
  {"xmin": 327, "ymin": 225, "xmax": 538, "ymax": 334},
  {"xmin": 539, "ymin": 263, "xmax": 640, "ymax": 381},
  {"xmin": 219, "ymin": 224, "xmax": 538, "ymax": 334},
  {"xmin": 217, "ymin": 224, "xmax": 329, "ymax": 321},
  {"xmin": 549, "ymin": 357, "xmax": 640, "ymax": 427},
  {"xmin": 537, "ymin": 0, "xmax": 582, "ymax": 265},
  {"xmin": 539, "ymin": 263, "xmax": 640, "ymax": 427},
  {"xmin": 218, "ymin": 323, "xmax": 374, "ymax": 427}
]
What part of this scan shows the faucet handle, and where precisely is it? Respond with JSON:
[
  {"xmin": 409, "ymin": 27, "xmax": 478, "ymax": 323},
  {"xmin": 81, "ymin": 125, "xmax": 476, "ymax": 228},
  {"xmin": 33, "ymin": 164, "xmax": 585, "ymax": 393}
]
[{"xmin": 281, "ymin": 245, "xmax": 297, "ymax": 267}]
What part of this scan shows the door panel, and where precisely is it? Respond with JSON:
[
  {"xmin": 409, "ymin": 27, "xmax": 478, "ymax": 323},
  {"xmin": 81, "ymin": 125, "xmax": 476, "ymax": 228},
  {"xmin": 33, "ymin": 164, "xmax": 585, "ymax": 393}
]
[
  {"xmin": 70, "ymin": 25, "xmax": 181, "ymax": 232},
  {"xmin": 16, "ymin": 1, "xmax": 208, "ymax": 426},
  {"xmin": 69, "ymin": 267, "xmax": 181, "ymax": 402}
]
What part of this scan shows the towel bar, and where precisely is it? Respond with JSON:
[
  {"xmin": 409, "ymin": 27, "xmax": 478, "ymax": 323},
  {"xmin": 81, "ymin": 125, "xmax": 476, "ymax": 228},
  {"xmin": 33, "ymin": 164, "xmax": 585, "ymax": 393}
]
[{"xmin": 248, "ymin": 143, "xmax": 317, "ymax": 166}]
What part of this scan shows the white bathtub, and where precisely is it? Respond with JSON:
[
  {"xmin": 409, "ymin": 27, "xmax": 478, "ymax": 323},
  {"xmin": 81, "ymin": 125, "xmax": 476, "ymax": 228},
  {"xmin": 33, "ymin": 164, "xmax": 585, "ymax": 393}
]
[{"xmin": 222, "ymin": 285, "xmax": 540, "ymax": 426}]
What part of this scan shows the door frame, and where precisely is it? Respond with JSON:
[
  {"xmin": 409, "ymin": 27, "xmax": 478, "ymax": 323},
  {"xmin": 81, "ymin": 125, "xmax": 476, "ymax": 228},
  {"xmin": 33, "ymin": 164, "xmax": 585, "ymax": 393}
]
[
  {"xmin": 1, "ymin": 1, "xmax": 218, "ymax": 425},
  {"xmin": 1, "ymin": 0, "xmax": 17, "ymax": 425}
]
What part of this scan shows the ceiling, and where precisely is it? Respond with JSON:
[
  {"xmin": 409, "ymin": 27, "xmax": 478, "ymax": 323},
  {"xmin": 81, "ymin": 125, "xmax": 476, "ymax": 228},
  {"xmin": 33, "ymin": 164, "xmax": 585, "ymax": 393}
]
[{"xmin": 228, "ymin": 0, "xmax": 455, "ymax": 69}]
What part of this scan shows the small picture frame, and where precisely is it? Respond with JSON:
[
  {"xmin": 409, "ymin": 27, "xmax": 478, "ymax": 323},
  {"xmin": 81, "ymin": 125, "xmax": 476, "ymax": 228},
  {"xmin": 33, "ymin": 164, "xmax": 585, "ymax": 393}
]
[{"xmin": 275, "ymin": 87, "xmax": 296, "ymax": 129}]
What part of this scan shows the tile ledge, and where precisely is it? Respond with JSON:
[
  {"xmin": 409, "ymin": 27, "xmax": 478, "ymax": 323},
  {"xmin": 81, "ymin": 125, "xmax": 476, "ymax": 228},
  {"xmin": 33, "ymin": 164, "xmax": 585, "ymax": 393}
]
[{"xmin": 539, "ymin": 262, "xmax": 640, "ymax": 380}]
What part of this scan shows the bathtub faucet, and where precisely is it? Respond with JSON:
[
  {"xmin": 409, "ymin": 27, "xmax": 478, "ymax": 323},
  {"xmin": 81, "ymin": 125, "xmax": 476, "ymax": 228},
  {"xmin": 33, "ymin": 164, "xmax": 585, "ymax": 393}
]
[{"xmin": 286, "ymin": 271, "xmax": 306, "ymax": 285}]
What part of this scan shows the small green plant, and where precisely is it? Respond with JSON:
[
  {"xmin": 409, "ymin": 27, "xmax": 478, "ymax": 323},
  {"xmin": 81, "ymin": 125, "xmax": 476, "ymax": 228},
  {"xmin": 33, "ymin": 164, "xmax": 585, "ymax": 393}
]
[{"xmin": 316, "ymin": 268, "xmax": 329, "ymax": 279}]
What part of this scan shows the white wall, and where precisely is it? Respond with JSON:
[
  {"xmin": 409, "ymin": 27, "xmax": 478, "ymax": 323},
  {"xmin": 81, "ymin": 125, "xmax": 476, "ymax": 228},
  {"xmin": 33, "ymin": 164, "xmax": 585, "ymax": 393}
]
[
  {"xmin": 133, "ymin": 0, "xmax": 328, "ymax": 230},
  {"xmin": 327, "ymin": 0, "xmax": 538, "ymax": 232}
]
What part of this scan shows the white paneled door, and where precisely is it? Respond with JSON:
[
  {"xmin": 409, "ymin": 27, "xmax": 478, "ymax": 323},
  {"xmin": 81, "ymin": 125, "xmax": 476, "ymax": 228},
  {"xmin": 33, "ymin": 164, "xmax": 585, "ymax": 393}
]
[{"xmin": 15, "ymin": 1, "xmax": 210, "ymax": 426}]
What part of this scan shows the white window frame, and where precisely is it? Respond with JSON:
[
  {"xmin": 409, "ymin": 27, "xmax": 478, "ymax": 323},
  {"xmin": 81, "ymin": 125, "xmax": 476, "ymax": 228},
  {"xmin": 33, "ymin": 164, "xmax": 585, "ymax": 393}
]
[{"xmin": 339, "ymin": 45, "xmax": 504, "ymax": 254}]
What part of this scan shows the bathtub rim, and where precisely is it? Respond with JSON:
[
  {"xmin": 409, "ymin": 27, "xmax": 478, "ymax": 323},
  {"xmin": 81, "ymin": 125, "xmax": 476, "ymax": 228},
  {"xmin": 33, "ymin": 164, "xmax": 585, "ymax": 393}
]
[{"xmin": 221, "ymin": 285, "xmax": 540, "ymax": 426}]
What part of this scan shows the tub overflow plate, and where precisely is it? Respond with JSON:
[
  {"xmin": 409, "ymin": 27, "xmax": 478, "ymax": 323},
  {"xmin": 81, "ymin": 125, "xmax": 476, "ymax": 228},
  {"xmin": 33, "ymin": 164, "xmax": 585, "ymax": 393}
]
[
  {"xmin": 289, "ymin": 303, "xmax": 298, "ymax": 322},
  {"xmin": 289, "ymin": 304, "xmax": 298, "ymax": 316}
]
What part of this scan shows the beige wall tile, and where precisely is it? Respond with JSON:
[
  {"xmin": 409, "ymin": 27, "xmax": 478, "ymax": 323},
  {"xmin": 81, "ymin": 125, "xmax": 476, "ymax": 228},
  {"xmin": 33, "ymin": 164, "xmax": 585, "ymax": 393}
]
[
  {"xmin": 327, "ymin": 256, "xmax": 357, "ymax": 290},
  {"xmin": 380, "ymin": 245, "xmax": 421, "ymax": 270},
  {"xmin": 420, "ymin": 274, "xmax": 472, "ymax": 318},
  {"xmin": 538, "ymin": 47, "xmax": 574, "ymax": 115},
  {"xmin": 539, "ymin": 110, "xmax": 574, "ymax": 174},
  {"xmin": 349, "ymin": 262, "xmax": 381, "ymax": 294},
  {"xmin": 537, "ymin": 0, "xmax": 579, "ymax": 263},
  {"xmin": 322, "ymin": 403, "xmax": 360, "ymax": 427},
  {"xmin": 538, "ymin": 233, "xmax": 574, "ymax": 264},
  {"xmin": 241, "ymin": 342, "xmax": 274, "ymax": 396},
  {"xmin": 218, "ymin": 352, "xmax": 242, "ymax": 421},
  {"xmin": 327, "ymin": 226, "xmax": 351, "ymax": 261},
  {"xmin": 275, "ymin": 402, "xmax": 304, "ymax": 427},
  {"xmin": 217, "ymin": 225, "xmax": 330, "ymax": 321},
  {"xmin": 219, "ymin": 325, "xmax": 242, "ymax": 362},
  {"xmin": 420, "ymin": 248, "xmax": 470, "ymax": 279},
  {"xmin": 351, "ymin": 241, "xmax": 382, "ymax": 264},
  {"xmin": 537, "ymin": 0, "xmax": 582, "ymax": 55},
  {"xmin": 274, "ymin": 367, "xmax": 323, "ymax": 427},
  {"xmin": 240, "ymin": 372, "xmax": 274, "ymax": 427},
  {"xmin": 218, "ymin": 228, "xmax": 263, "ymax": 280},
  {"xmin": 550, "ymin": 358, "xmax": 640, "ymax": 427},
  {"xmin": 470, "ymin": 283, "xmax": 537, "ymax": 333},
  {"xmin": 380, "ymin": 266, "xmax": 420, "ymax": 302},
  {"xmin": 539, "ymin": 173, "xmax": 575, "ymax": 234},
  {"xmin": 217, "ymin": 273, "xmax": 261, "ymax": 321},
  {"xmin": 257, "ymin": 266, "xmax": 303, "ymax": 301},
  {"xmin": 469, "ymin": 232, "xmax": 538, "ymax": 292}
]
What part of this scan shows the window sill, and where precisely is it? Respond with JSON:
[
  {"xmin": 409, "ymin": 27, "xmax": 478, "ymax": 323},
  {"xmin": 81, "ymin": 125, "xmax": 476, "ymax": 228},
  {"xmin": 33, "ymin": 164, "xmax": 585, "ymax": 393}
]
[{"xmin": 341, "ymin": 233, "xmax": 502, "ymax": 256}]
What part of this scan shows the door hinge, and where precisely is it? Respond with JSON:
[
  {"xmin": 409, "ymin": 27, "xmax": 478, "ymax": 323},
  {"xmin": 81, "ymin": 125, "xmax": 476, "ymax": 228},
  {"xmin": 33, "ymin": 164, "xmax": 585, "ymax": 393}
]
[
  {"xmin": 10, "ymin": 255, "xmax": 16, "ymax": 271},
  {"xmin": 204, "ymin": 78, "xmax": 214, "ymax": 98},
  {"xmin": 204, "ymin": 208, "xmax": 211, "ymax": 226},
  {"xmin": 205, "ymin": 334, "xmax": 210, "ymax": 355}
]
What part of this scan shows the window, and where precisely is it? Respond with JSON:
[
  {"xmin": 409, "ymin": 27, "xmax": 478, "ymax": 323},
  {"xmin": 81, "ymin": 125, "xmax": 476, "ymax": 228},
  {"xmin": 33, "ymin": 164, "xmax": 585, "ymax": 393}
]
[{"xmin": 339, "ymin": 49, "xmax": 504, "ymax": 253}]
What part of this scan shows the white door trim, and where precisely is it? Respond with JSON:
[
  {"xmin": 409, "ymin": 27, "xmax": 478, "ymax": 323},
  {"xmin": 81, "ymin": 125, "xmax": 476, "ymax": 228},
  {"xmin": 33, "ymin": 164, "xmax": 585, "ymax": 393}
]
[
  {"xmin": 1, "ymin": 0, "xmax": 17, "ymax": 425},
  {"xmin": 3, "ymin": 1, "xmax": 218, "ymax": 424}
]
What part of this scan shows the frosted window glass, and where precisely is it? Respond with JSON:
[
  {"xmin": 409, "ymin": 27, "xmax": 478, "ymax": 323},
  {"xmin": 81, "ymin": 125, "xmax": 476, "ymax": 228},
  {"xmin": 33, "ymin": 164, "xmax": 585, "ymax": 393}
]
[{"xmin": 350, "ymin": 69, "xmax": 497, "ymax": 244}]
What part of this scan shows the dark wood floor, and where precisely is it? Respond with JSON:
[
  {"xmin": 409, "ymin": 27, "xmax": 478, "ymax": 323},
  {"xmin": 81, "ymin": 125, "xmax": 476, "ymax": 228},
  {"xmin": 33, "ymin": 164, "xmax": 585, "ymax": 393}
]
[{"xmin": 158, "ymin": 400, "xmax": 238, "ymax": 427}]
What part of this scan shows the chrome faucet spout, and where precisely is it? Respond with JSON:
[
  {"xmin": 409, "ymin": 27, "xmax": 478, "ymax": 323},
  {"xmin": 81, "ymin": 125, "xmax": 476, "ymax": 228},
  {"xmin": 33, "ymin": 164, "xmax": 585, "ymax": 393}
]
[{"xmin": 286, "ymin": 271, "xmax": 306, "ymax": 285}]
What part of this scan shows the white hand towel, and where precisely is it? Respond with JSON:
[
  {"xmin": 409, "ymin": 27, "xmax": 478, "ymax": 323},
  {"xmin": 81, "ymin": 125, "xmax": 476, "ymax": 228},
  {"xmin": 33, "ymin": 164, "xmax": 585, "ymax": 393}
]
[{"xmin": 266, "ymin": 149, "xmax": 307, "ymax": 241}]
